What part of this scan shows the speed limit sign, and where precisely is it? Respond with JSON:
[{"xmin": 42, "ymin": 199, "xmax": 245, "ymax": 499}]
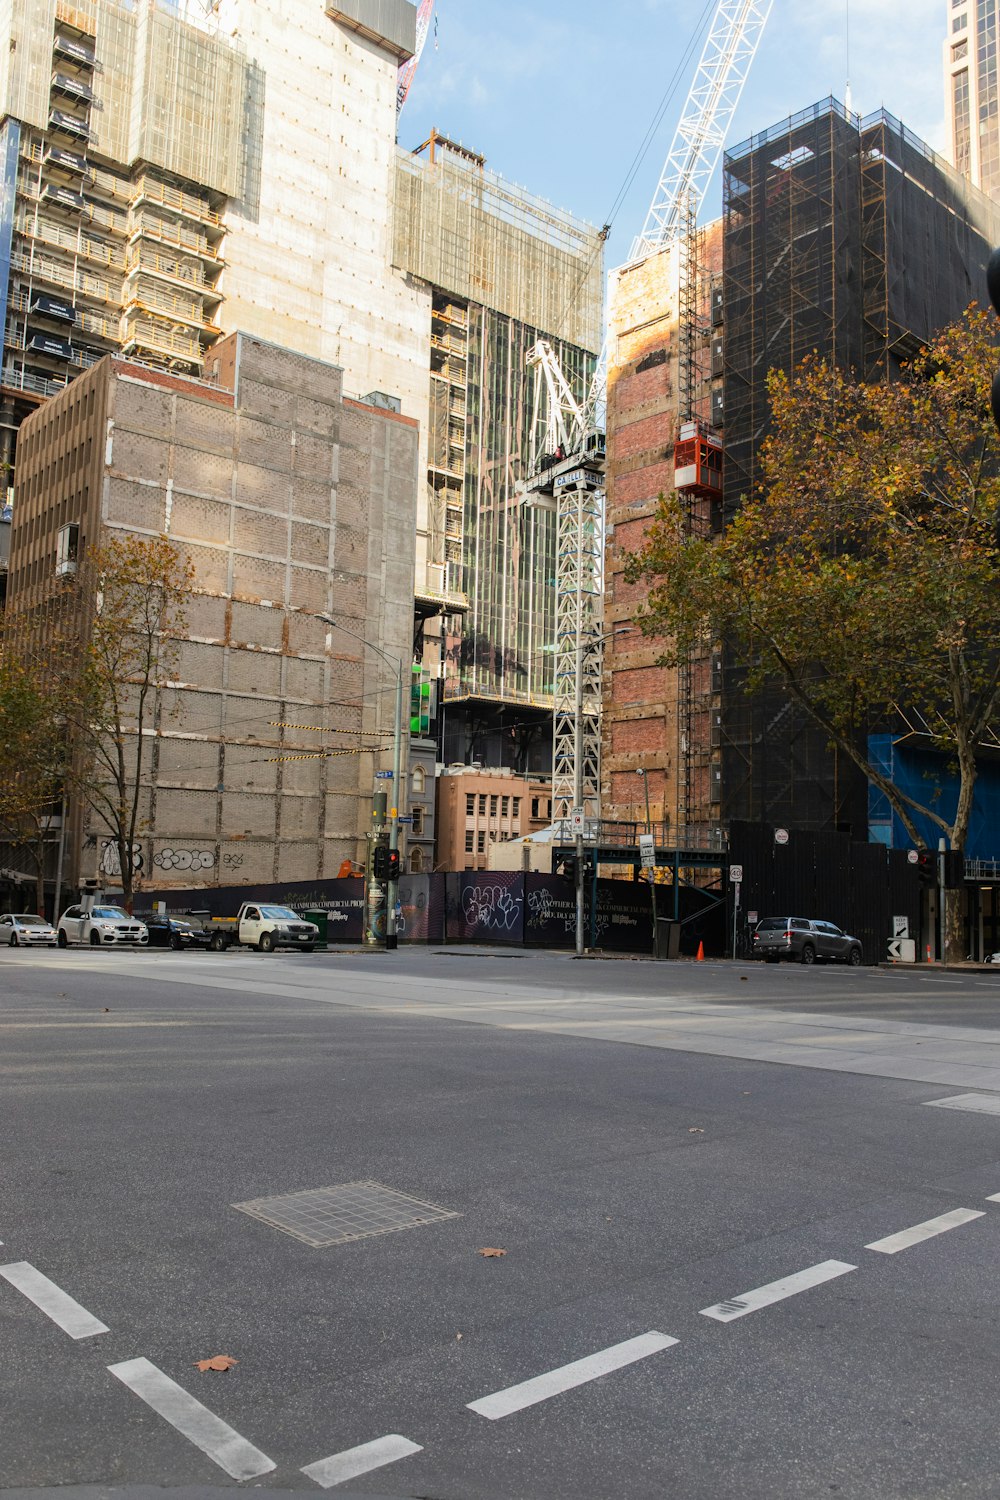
[{"xmin": 729, "ymin": 864, "xmax": 743, "ymax": 884}]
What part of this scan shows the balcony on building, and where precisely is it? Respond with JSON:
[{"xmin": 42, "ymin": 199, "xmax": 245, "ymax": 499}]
[
  {"xmin": 51, "ymin": 71, "xmax": 94, "ymax": 104},
  {"xmin": 43, "ymin": 144, "xmax": 87, "ymax": 179},
  {"xmin": 48, "ymin": 108, "xmax": 91, "ymax": 144},
  {"xmin": 53, "ymin": 32, "xmax": 96, "ymax": 69}
]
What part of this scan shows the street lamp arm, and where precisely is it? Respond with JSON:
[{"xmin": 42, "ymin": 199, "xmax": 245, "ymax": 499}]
[{"xmin": 317, "ymin": 613, "xmax": 402, "ymax": 684}]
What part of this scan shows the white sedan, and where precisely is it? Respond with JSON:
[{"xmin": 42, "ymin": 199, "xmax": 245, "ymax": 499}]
[{"xmin": 0, "ymin": 913, "xmax": 58, "ymax": 948}]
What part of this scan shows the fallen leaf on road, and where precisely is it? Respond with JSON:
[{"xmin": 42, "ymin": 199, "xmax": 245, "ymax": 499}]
[
  {"xmin": 456, "ymin": 1332, "xmax": 463, "ymax": 1340},
  {"xmin": 477, "ymin": 1247, "xmax": 506, "ymax": 1258},
  {"xmin": 194, "ymin": 1355, "xmax": 238, "ymax": 1372},
  {"xmin": 688, "ymin": 1127, "xmax": 704, "ymax": 1134}
]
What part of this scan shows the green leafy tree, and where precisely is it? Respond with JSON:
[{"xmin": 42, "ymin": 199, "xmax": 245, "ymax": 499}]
[
  {"xmin": 626, "ymin": 308, "xmax": 1000, "ymax": 958},
  {"xmin": 0, "ymin": 647, "xmax": 69, "ymax": 913}
]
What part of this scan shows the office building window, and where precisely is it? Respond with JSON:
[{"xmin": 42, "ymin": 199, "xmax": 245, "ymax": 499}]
[
  {"xmin": 477, "ymin": 831, "xmax": 485, "ymax": 853},
  {"xmin": 501, "ymin": 796, "xmax": 510, "ymax": 816},
  {"xmin": 466, "ymin": 793, "xmax": 474, "ymax": 816},
  {"xmin": 465, "ymin": 830, "xmax": 474, "ymax": 852}
]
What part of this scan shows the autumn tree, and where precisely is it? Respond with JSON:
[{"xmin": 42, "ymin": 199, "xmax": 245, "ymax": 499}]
[
  {"xmin": 626, "ymin": 309, "xmax": 1000, "ymax": 954},
  {"xmin": 64, "ymin": 534, "xmax": 193, "ymax": 910}
]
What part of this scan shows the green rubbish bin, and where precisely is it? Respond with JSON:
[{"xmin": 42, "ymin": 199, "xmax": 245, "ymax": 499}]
[
  {"xmin": 303, "ymin": 909, "xmax": 328, "ymax": 950},
  {"xmin": 654, "ymin": 917, "xmax": 681, "ymax": 961}
]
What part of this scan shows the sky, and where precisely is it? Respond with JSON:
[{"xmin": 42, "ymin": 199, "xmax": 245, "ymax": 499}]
[{"xmin": 398, "ymin": 0, "xmax": 948, "ymax": 273}]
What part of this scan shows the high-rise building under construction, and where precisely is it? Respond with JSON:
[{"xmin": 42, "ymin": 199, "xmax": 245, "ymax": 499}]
[{"xmin": 0, "ymin": 0, "xmax": 603, "ymax": 778}]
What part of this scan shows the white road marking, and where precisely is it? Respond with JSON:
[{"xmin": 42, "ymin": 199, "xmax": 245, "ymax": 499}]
[
  {"xmin": 302, "ymin": 1435, "xmax": 423, "ymax": 1488},
  {"xmin": 467, "ymin": 1331, "xmax": 678, "ymax": 1420},
  {"xmin": 987, "ymin": 1193, "xmax": 1000, "ymax": 1203},
  {"xmin": 866, "ymin": 1208, "xmax": 985, "ymax": 1254},
  {"xmin": 0, "ymin": 1261, "xmax": 108, "ymax": 1339},
  {"xmin": 924, "ymin": 1093, "xmax": 1000, "ymax": 1115},
  {"xmin": 700, "ymin": 1260, "xmax": 856, "ymax": 1322},
  {"xmin": 108, "ymin": 1358, "xmax": 275, "ymax": 1481}
]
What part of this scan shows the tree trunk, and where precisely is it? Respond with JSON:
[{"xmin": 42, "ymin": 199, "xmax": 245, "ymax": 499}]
[{"xmin": 944, "ymin": 887, "xmax": 965, "ymax": 965}]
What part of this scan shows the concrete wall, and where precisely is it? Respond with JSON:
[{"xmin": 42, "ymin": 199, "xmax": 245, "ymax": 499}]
[{"xmin": 11, "ymin": 336, "xmax": 419, "ymax": 891}]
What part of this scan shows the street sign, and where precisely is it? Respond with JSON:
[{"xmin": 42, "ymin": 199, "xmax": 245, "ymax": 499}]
[
  {"xmin": 571, "ymin": 807, "xmax": 585, "ymax": 833},
  {"xmin": 892, "ymin": 916, "xmax": 909, "ymax": 939},
  {"xmin": 639, "ymin": 833, "xmax": 655, "ymax": 870},
  {"xmin": 397, "ymin": 815, "xmax": 413, "ymax": 825},
  {"xmin": 747, "ymin": 910, "xmax": 758, "ymax": 926},
  {"xmin": 774, "ymin": 828, "xmax": 789, "ymax": 846},
  {"xmin": 907, "ymin": 849, "xmax": 919, "ymax": 864},
  {"xmin": 374, "ymin": 770, "xmax": 393, "ymax": 779},
  {"xmin": 729, "ymin": 864, "xmax": 743, "ymax": 884}
]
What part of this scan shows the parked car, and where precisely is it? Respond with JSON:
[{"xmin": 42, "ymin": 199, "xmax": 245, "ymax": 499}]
[
  {"xmin": 142, "ymin": 914, "xmax": 213, "ymax": 951},
  {"xmin": 57, "ymin": 905, "xmax": 149, "ymax": 948},
  {"xmin": 752, "ymin": 916, "xmax": 864, "ymax": 966},
  {"xmin": 0, "ymin": 913, "xmax": 58, "ymax": 948},
  {"xmin": 205, "ymin": 903, "xmax": 318, "ymax": 953}
]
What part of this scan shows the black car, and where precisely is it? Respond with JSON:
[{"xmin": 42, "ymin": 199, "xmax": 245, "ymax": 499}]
[{"xmin": 142, "ymin": 915, "xmax": 213, "ymax": 951}]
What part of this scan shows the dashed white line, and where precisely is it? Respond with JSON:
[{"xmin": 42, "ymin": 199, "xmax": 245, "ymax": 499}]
[
  {"xmin": 467, "ymin": 1331, "xmax": 678, "ymax": 1419},
  {"xmin": 700, "ymin": 1260, "xmax": 857, "ymax": 1323},
  {"xmin": 0, "ymin": 1261, "xmax": 108, "ymax": 1339},
  {"xmin": 866, "ymin": 1208, "xmax": 985, "ymax": 1254},
  {"xmin": 302, "ymin": 1435, "xmax": 423, "ymax": 1488},
  {"xmin": 987, "ymin": 1193, "xmax": 1000, "ymax": 1203},
  {"xmin": 108, "ymin": 1358, "xmax": 275, "ymax": 1482}
]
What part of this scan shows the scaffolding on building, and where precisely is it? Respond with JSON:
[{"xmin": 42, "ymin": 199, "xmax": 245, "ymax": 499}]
[{"xmin": 720, "ymin": 96, "xmax": 1000, "ymax": 830}]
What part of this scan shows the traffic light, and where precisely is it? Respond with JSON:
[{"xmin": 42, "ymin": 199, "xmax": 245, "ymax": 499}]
[
  {"xmin": 916, "ymin": 850, "xmax": 935, "ymax": 885},
  {"xmin": 944, "ymin": 849, "xmax": 965, "ymax": 888},
  {"xmin": 373, "ymin": 846, "xmax": 400, "ymax": 881},
  {"xmin": 557, "ymin": 854, "xmax": 577, "ymax": 882}
]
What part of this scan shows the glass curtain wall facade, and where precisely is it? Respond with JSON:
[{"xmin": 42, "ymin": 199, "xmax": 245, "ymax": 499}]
[{"xmin": 946, "ymin": 0, "xmax": 1000, "ymax": 199}]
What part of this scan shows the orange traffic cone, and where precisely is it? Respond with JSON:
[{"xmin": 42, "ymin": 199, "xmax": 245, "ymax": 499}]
[{"xmin": 696, "ymin": 941, "xmax": 705, "ymax": 962}]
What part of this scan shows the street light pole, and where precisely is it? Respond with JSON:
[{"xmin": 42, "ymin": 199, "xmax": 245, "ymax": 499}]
[
  {"xmin": 637, "ymin": 767, "xmax": 658, "ymax": 957},
  {"xmin": 319, "ymin": 615, "xmax": 404, "ymax": 950}
]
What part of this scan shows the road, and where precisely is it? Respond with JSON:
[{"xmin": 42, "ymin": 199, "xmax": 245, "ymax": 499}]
[{"xmin": 3, "ymin": 947, "xmax": 1000, "ymax": 1499}]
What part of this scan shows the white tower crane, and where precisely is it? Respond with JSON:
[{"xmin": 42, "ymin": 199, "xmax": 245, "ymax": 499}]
[
  {"xmin": 629, "ymin": 0, "xmax": 774, "ymax": 264},
  {"xmin": 525, "ymin": 0, "xmax": 771, "ymax": 946}
]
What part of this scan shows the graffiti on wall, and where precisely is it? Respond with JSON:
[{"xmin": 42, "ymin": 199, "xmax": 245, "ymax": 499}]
[{"xmin": 153, "ymin": 848, "xmax": 216, "ymax": 873}]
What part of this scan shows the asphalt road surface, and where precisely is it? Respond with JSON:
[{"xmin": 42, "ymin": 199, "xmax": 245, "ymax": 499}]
[{"xmin": 4, "ymin": 947, "xmax": 1000, "ymax": 1499}]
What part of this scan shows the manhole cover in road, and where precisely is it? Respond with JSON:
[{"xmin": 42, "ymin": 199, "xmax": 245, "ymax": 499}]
[{"xmin": 232, "ymin": 1180, "xmax": 461, "ymax": 1247}]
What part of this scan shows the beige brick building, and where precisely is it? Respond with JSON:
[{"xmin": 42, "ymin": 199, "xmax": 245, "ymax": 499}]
[
  {"xmin": 8, "ymin": 331, "xmax": 418, "ymax": 891},
  {"xmin": 436, "ymin": 766, "xmax": 553, "ymax": 872}
]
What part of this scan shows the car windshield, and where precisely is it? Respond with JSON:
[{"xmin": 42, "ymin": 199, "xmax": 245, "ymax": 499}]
[
  {"xmin": 258, "ymin": 906, "xmax": 299, "ymax": 921},
  {"xmin": 92, "ymin": 907, "xmax": 128, "ymax": 920},
  {"xmin": 11, "ymin": 914, "xmax": 47, "ymax": 926}
]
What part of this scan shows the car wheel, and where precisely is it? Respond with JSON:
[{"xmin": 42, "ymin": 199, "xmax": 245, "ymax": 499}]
[
  {"xmin": 57, "ymin": 930, "xmax": 68, "ymax": 948},
  {"xmin": 8, "ymin": 932, "xmax": 18, "ymax": 947},
  {"xmin": 170, "ymin": 934, "xmax": 183, "ymax": 951},
  {"xmin": 210, "ymin": 932, "xmax": 226, "ymax": 952},
  {"xmin": 258, "ymin": 931, "xmax": 275, "ymax": 953},
  {"xmin": 90, "ymin": 931, "xmax": 100, "ymax": 946},
  {"xmin": 848, "ymin": 946, "xmax": 863, "ymax": 967},
  {"xmin": 800, "ymin": 943, "xmax": 815, "ymax": 966}
]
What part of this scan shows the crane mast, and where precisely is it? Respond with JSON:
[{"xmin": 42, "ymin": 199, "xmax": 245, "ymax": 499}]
[{"xmin": 525, "ymin": 0, "xmax": 771, "ymax": 853}]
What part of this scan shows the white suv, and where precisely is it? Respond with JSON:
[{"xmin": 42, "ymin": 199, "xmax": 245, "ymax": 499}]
[{"xmin": 57, "ymin": 905, "xmax": 149, "ymax": 948}]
